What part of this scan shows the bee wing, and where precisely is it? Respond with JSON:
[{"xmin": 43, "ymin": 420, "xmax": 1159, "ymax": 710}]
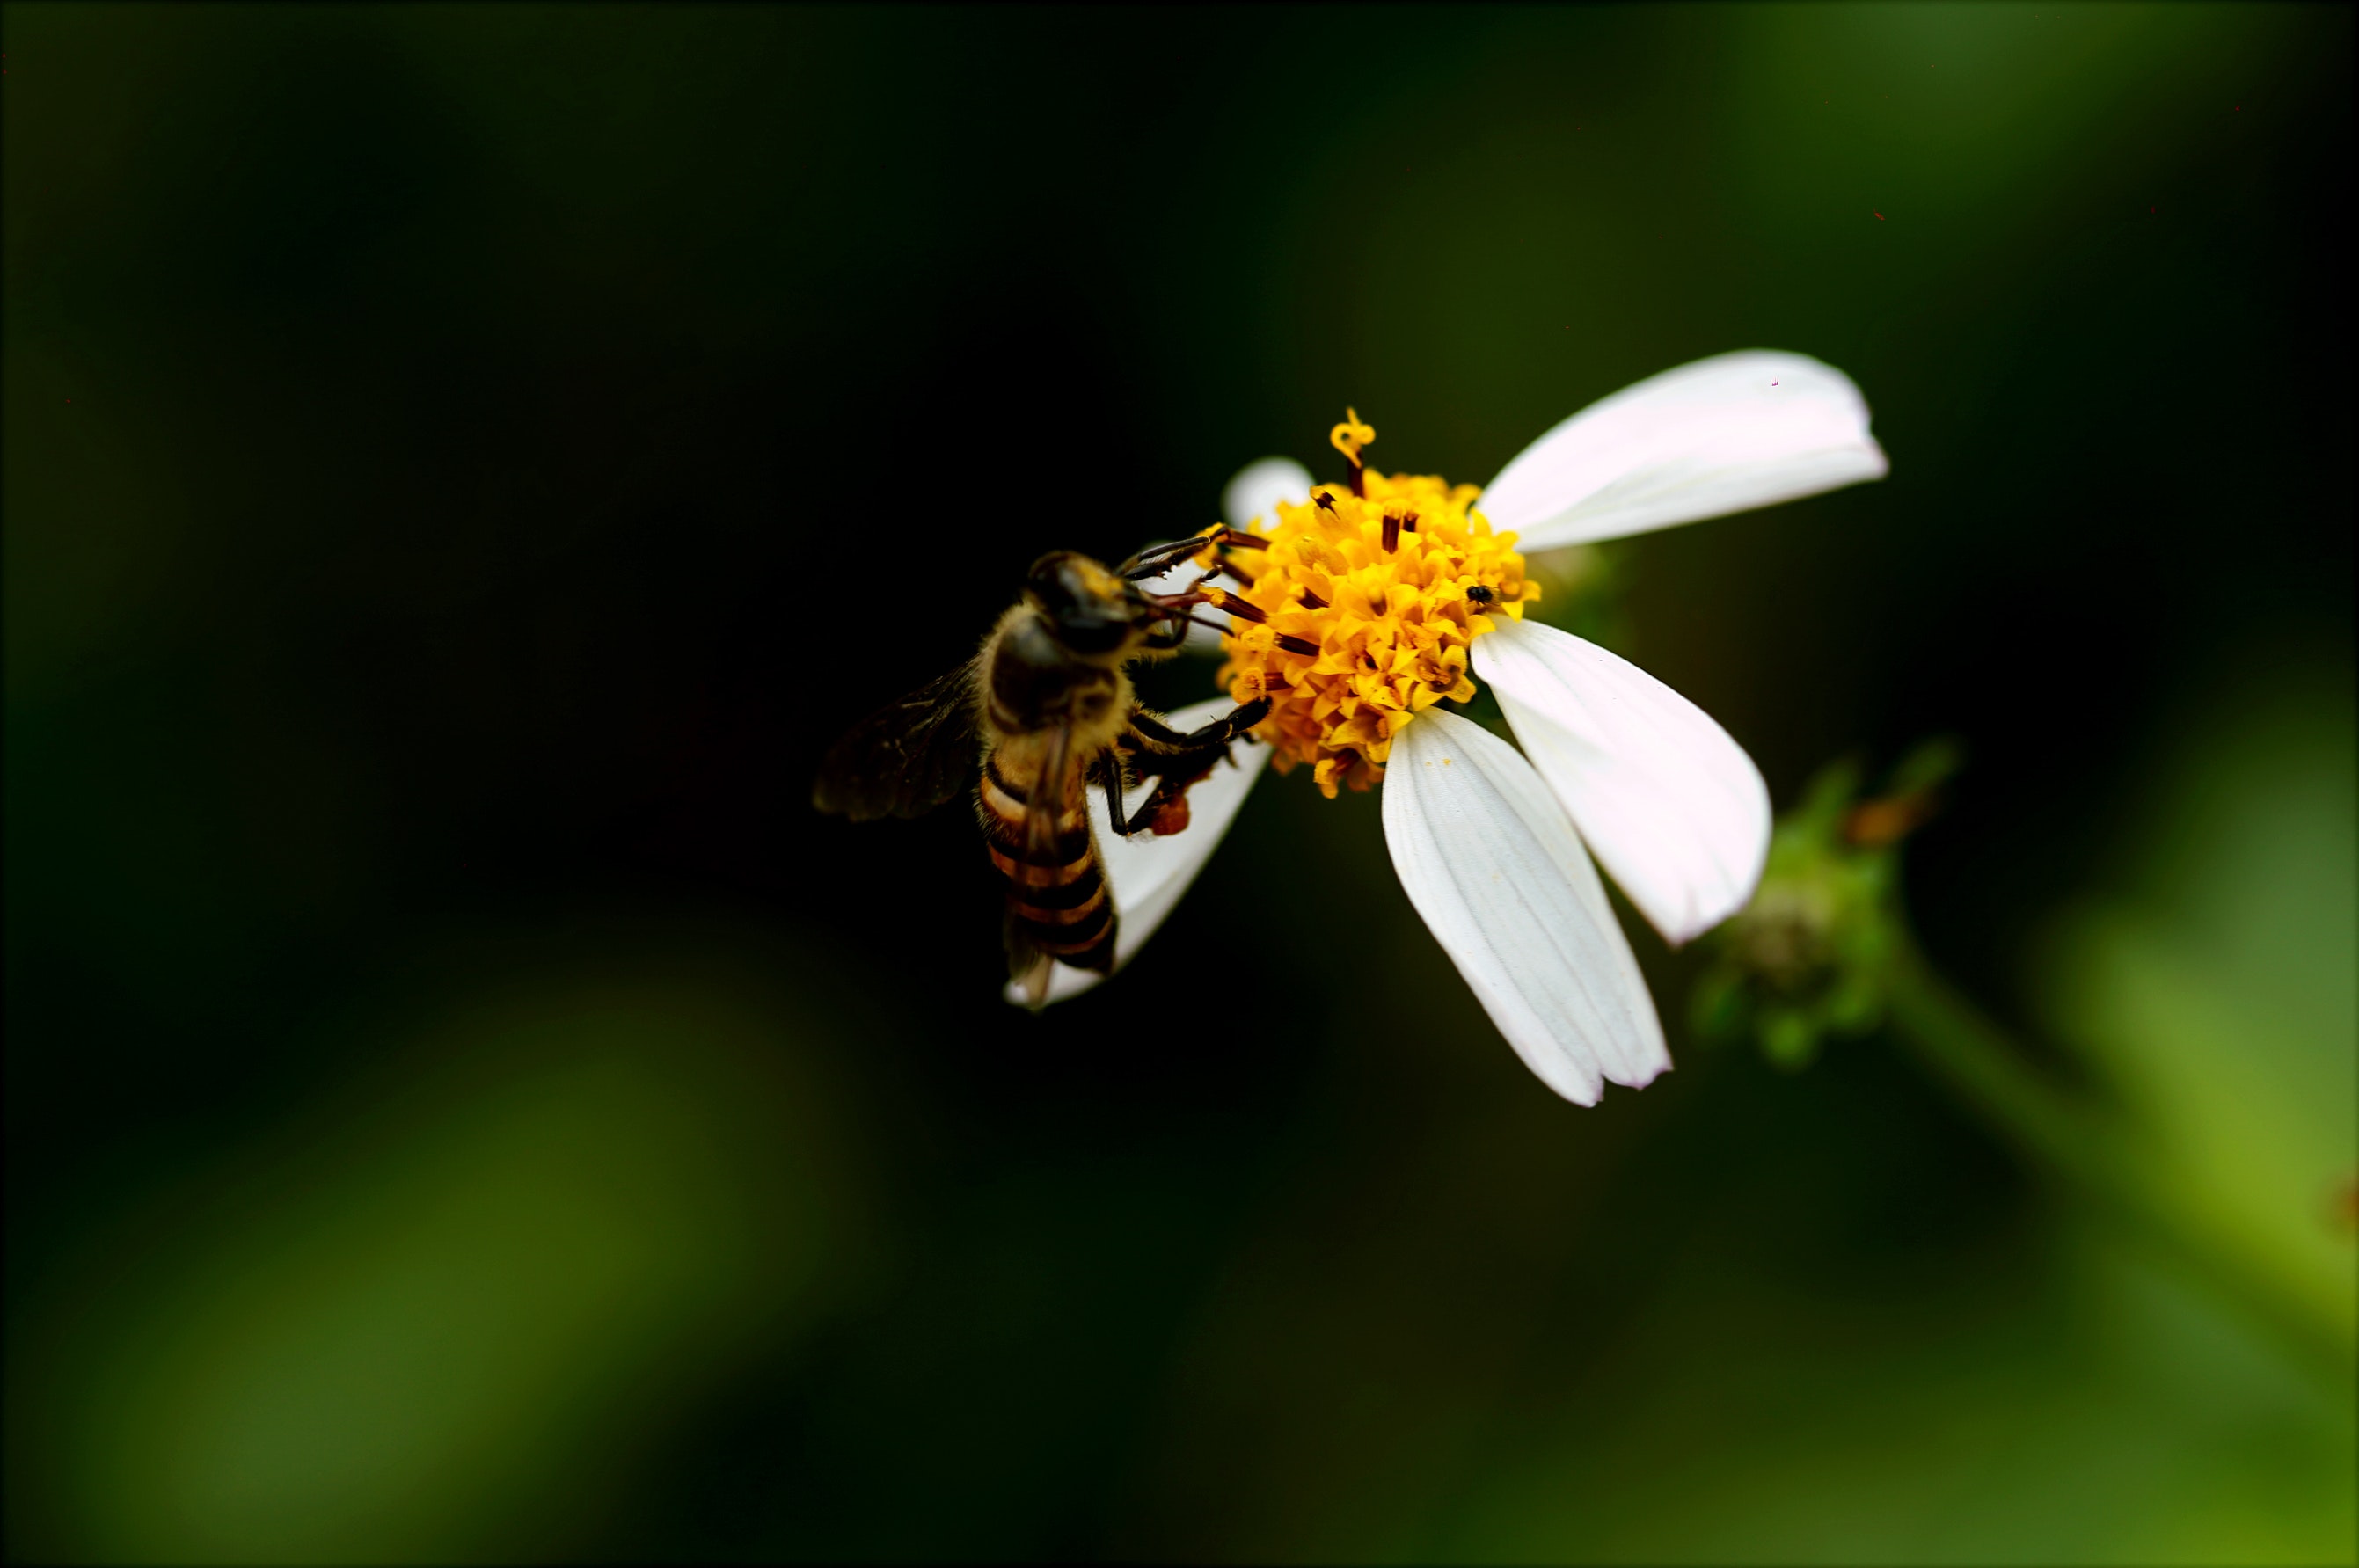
[
  {"xmin": 1021, "ymin": 720, "xmax": 1077, "ymax": 861},
  {"xmin": 1006, "ymin": 723, "xmax": 1095, "ymax": 1009},
  {"xmin": 811, "ymin": 660, "xmax": 982, "ymax": 820},
  {"xmin": 1004, "ymin": 914, "xmax": 1054, "ymax": 1009}
]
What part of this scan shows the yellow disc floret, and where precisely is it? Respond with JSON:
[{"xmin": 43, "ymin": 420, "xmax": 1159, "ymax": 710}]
[{"xmin": 1210, "ymin": 416, "xmax": 1536, "ymax": 797}]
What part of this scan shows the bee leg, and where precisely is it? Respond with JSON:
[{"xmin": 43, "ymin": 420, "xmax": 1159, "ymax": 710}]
[
  {"xmin": 1104, "ymin": 700, "xmax": 1272, "ymax": 838},
  {"xmin": 1116, "ymin": 529, "xmax": 1266, "ymax": 581},
  {"xmin": 1187, "ymin": 695, "xmax": 1270, "ymax": 745},
  {"xmin": 1128, "ymin": 697, "xmax": 1271, "ymax": 752},
  {"xmin": 1099, "ymin": 747, "xmax": 1182, "ymax": 837},
  {"xmin": 1106, "ymin": 773, "xmax": 1194, "ymax": 836},
  {"xmin": 1115, "ymin": 536, "xmax": 1209, "ymax": 581},
  {"xmin": 1140, "ymin": 619, "xmax": 1190, "ymax": 653},
  {"xmin": 1096, "ymin": 748, "xmax": 1138, "ymax": 838}
]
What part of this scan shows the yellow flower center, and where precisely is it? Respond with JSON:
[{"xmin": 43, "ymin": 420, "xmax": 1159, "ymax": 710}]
[{"xmin": 1208, "ymin": 412, "xmax": 1536, "ymax": 797}]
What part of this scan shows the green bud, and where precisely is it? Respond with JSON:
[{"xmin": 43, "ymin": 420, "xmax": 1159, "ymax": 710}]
[{"xmin": 1691, "ymin": 740, "xmax": 1961, "ymax": 1068}]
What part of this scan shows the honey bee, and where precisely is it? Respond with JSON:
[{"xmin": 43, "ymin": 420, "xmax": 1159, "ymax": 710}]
[{"xmin": 813, "ymin": 534, "xmax": 1270, "ymax": 1004}]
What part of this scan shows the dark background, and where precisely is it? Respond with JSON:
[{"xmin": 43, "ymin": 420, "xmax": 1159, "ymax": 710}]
[{"xmin": 6, "ymin": 5, "xmax": 2352, "ymax": 1561}]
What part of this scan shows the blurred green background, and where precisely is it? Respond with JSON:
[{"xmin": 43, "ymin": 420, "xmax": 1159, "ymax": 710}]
[{"xmin": 5, "ymin": 4, "xmax": 2351, "ymax": 1562}]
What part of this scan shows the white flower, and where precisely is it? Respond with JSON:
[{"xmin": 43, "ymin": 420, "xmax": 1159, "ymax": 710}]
[{"xmin": 1017, "ymin": 349, "xmax": 1887, "ymax": 1104}]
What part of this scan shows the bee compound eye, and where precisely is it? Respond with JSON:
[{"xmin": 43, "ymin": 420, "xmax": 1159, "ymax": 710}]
[
  {"xmin": 1053, "ymin": 614, "xmax": 1129, "ymax": 654},
  {"xmin": 1026, "ymin": 552, "xmax": 1085, "ymax": 611}
]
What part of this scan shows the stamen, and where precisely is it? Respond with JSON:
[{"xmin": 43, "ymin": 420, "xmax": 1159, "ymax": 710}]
[
  {"xmin": 1274, "ymin": 632, "xmax": 1321, "ymax": 657},
  {"xmin": 1296, "ymin": 587, "xmax": 1329, "ymax": 609},
  {"xmin": 1382, "ymin": 513, "xmax": 1399, "ymax": 552},
  {"xmin": 1213, "ymin": 590, "xmax": 1268, "ymax": 624}
]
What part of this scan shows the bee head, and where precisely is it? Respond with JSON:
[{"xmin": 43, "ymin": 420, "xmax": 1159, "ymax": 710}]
[{"xmin": 1025, "ymin": 551, "xmax": 1150, "ymax": 654}]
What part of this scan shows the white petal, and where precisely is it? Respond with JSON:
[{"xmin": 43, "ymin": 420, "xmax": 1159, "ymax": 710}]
[
  {"xmin": 1479, "ymin": 351, "xmax": 1888, "ymax": 551},
  {"xmin": 1006, "ymin": 697, "xmax": 1273, "ymax": 1006},
  {"xmin": 1139, "ymin": 458, "xmax": 1317, "ymax": 654},
  {"xmin": 1223, "ymin": 456, "xmax": 1313, "ymax": 534},
  {"xmin": 1475, "ymin": 617, "xmax": 1770, "ymax": 946},
  {"xmin": 1382, "ymin": 709, "xmax": 1669, "ymax": 1105}
]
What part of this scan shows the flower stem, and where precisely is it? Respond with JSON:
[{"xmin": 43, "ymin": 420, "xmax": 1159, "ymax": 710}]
[{"xmin": 1881, "ymin": 930, "xmax": 2354, "ymax": 1383}]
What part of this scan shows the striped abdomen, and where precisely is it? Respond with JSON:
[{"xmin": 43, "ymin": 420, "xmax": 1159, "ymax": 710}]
[{"xmin": 978, "ymin": 745, "xmax": 1116, "ymax": 975}]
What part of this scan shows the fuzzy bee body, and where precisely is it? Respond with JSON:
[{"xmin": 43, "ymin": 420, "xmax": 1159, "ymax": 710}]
[
  {"xmin": 978, "ymin": 736, "xmax": 1114, "ymax": 974},
  {"xmin": 973, "ymin": 597, "xmax": 1138, "ymax": 979},
  {"xmin": 814, "ymin": 543, "xmax": 1270, "ymax": 1005}
]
